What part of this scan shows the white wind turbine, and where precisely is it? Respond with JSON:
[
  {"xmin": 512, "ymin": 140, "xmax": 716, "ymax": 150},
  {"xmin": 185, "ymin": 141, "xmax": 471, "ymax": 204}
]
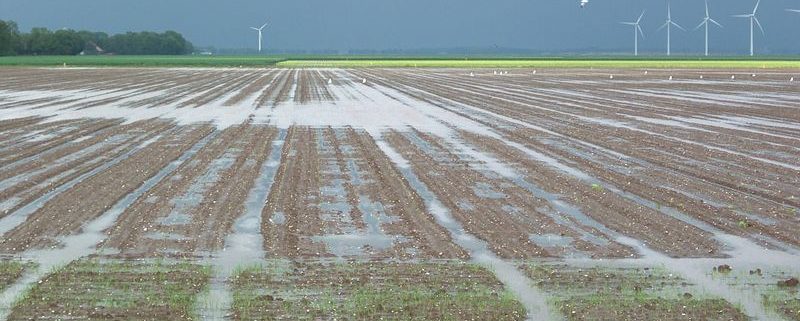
[
  {"xmin": 250, "ymin": 22, "xmax": 269, "ymax": 53},
  {"xmin": 620, "ymin": 11, "xmax": 646, "ymax": 56},
  {"xmin": 733, "ymin": 0, "xmax": 764, "ymax": 56},
  {"xmin": 657, "ymin": 2, "xmax": 685, "ymax": 56},
  {"xmin": 695, "ymin": 0, "xmax": 722, "ymax": 56}
]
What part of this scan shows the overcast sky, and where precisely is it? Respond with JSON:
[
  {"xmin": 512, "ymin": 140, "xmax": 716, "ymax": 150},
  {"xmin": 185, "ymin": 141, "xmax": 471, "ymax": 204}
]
[{"xmin": 2, "ymin": 0, "xmax": 799, "ymax": 54}]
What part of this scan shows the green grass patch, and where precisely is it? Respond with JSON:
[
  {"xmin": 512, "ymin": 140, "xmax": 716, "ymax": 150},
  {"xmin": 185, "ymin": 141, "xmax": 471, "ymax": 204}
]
[
  {"xmin": 8, "ymin": 259, "xmax": 211, "ymax": 321},
  {"xmin": 762, "ymin": 288, "xmax": 800, "ymax": 321},
  {"xmin": 0, "ymin": 260, "xmax": 31, "ymax": 291},
  {"xmin": 2, "ymin": 55, "xmax": 799, "ymax": 68},
  {"xmin": 523, "ymin": 263, "xmax": 749, "ymax": 321},
  {"xmin": 560, "ymin": 295, "xmax": 746, "ymax": 321},
  {"xmin": 0, "ymin": 55, "xmax": 285, "ymax": 67},
  {"xmin": 231, "ymin": 261, "xmax": 525, "ymax": 320},
  {"xmin": 276, "ymin": 58, "xmax": 800, "ymax": 69}
]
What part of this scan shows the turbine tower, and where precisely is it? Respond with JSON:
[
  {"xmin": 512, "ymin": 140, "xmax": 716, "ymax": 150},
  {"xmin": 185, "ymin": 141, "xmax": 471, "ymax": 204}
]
[
  {"xmin": 695, "ymin": 0, "xmax": 722, "ymax": 56},
  {"xmin": 250, "ymin": 22, "xmax": 269, "ymax": 53},
  {"xmin": 657, "ymin": 2, "xmax": 685, "ymax": 56},
  {"xmin": 733, "ymin": 0, "xmax": 764, "ymax": 56},
  {"xmin": 620, "ymin": 11, "xmax": 646, "ymax": 56}
]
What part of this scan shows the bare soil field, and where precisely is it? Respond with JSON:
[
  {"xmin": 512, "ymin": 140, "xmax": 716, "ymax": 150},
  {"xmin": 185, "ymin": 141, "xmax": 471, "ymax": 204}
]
[{"xmin": 0, "ymin": 67, "xmax": 798, "ymax": 320}]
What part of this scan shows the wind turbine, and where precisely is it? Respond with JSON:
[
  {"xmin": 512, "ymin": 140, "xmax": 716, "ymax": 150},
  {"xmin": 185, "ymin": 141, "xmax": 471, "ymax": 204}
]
[
  {"xmin": 657, "ymin": 2, "xmax": 685, "ymax": 56},
  {"xmin": 620, "ymin": 11, "xmax": 646, "ymax": 56},
  {"xmin": 695, "ymin": 0, "xmax": 722, "ymax": 56},
  {"xmin": 787, "ymin": 9, "xmax": 800, "ymax": 14},
  {"xmin": 733, "ymin": 0, "xmax": 764, "ymax": 56},
  {"xmin": 250, "ymin": 22, "xmax": 269, "ymax": 53}
]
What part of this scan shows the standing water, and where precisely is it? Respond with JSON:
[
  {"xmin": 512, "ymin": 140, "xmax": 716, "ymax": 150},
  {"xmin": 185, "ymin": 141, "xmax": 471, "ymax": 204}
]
[{"xmin": 195, "ymin": 129, "xmax": 286, "ymax": 321}]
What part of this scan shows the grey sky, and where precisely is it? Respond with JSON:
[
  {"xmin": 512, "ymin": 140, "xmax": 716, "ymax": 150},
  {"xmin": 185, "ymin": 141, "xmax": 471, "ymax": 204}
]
[{"xmin": 1, "ymin": 0, "xmax": 799, "ymax": 55}]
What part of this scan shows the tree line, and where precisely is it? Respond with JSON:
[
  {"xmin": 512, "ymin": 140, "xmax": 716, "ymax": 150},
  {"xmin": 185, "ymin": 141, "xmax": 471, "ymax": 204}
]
[{"xmin": 0, "ymin": 20, "xmax": 193, "ymax": 56}]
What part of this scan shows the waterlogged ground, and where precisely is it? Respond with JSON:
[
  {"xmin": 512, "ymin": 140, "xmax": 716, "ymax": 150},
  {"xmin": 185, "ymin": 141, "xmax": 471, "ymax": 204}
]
[{"xmin": 0, "ymin": 67, "xmax": 798, "ymax": 320}]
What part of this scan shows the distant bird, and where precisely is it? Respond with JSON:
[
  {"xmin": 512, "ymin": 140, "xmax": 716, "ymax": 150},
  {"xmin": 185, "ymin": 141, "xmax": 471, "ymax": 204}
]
[
  {"xmin": 328, "ymin": 78, "xmax": 333, "ymax": 84},
  {"xmin": 669, "ymin": 76, "xmax": 673, "ymax": 80},
  {"xmin": 469, "ymin": 72, "xmax": 475, "ymax": 77},
  {"xmin": 609, "ymin": 75, "xmax": 614, "ymax": 79},
  {"xmin": 644, "ymin": 70, "xmax": 648, "ymax": 74},
  {"xmin": 533, "ymin": 70, "xmax": 537, "ymax": 74},
  {"xmin": 700, "ymin": 75, "xmax": 704, "ymax": 79},
  {"xmin": 731, "ymin": 75, "xmax": 736, "ymax": 80},
  {"xmin": 580, "ymin": 0, "xmax": 589, "ymax": 8},
  {"xmin": 790, "ymin": 77, "xmax": 794, "ymax": 82},
  {"xmin": 362, "ymin": 78, "xmax": 367, "ymax": 83}
]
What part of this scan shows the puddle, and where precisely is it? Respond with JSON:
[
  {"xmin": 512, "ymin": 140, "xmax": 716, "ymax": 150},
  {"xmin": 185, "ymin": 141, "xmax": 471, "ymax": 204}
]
[
  {"xmin": 376, "ymin": 141, "xmax": 557, "ymax": 321},
  {"xmin": 311, "ymin": 234, "xmax": 400, "ymax": 257},
  {"xmin": 0, "ymin": 130, "xmax": 216, "ymax": 319},
  {"xmin": 195, "ymin": 129, "xmax": 285, "ymax": 321},
  {"xmin": 472, "ymin": 182, "xmax": 507, "ymax": 199},
  {"xmin": 144, "ymin": 232, "xmax": 187, "ymax": 241},
  {"xmin": 160, "ymin": 149, "xmax": 239, "ymax": 227},
  {"xmin": 611, "ymin": 235, "xmax": 799, "ymax": 321},
  {"xmin": 312, "ymin": 130, "xmax": 403, "ymax": 258},
  {"xmin": 530, "ymin": 234, "xmax": 574, "ymax": 247},
  {"xmin": 0, "ymin": 135, "xmax": 160, "ymax": 236},
  {"xmin": 269, "ymin": 211, "xmax": 286, "ymax": 225}
]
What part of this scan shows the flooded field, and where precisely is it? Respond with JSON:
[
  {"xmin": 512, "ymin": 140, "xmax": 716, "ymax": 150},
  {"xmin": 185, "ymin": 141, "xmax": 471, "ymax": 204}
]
[{"xmin": 0, "ymin": 67, "xmax": 798, "ymax": 320}]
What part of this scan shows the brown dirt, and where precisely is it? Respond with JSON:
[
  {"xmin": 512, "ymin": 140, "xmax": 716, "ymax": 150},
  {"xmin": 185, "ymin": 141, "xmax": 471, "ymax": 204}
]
[
  {"xmin": 0, "ymin": 123, "xmax": 214, "ymax": 252},
  {"xmin": 103, "ymin": 123, "xmax": 276, "ymax": 257}
]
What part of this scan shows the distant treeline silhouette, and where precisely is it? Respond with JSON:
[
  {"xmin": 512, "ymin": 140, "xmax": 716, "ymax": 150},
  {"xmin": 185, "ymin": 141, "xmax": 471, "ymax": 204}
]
[{"xmin": 0, "ymin": 20, "xmax": 193, "ymax": 56}]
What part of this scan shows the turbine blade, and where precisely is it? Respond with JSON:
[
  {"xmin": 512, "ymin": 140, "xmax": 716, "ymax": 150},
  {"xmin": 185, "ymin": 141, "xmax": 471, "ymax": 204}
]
[
  {"xmin": 250, "ymin": 27, "xmax": 259, "ymax": 30},
  {"xmin": 753, "ymin": 16, "xmax": 765, "ymax": 34},
  {"xmin": 753, "ymin": 0, "xmax": 760, "ymax": 14},
  {"xmin": 672, "ymin": 21, "xmax": 686, "ymax": 31},
  {"xmin": 787, "ymin": 9, "xmax": 800, "ymax": 13},
  {"xmin": 668, "ymin": 2, "xmax": 672, "ymax": 19},
  {"xmin": 261, "ymin": 22, "xmax": 269, "ymax": 29},
  {"xmin": 637, "ymin": 25, "xmax": 646, "ymax": 39},
  {"xmin": 732, "ymin": 14, "xmax": 751, "ymax": 18},
  {"xmin": 705, "ymin": 0, "xmax": 709, "ymax": 17},
  {"xmin": 620, "ymin": 22, "xmax": 636, "ymax": 25},
  {"xmin": 709, "ymin": 18, "xmax": 723, "ymax": 28},
  {"xmin": 694, "ymin": 20, "xmax": 706, "ymax": 30},
  {"xmin": 657, "ymin": 21, "xmax": 669, "ymax": 31},
  {"xmin": 637, "ymin": 10, "xmax": 646, "ymax": 23}
]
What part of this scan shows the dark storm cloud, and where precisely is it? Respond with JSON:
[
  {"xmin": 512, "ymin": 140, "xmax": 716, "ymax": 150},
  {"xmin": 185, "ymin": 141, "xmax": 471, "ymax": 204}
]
[{"xmin": 1, "ymin": 0, "xmax": 799, "ymax": 54}]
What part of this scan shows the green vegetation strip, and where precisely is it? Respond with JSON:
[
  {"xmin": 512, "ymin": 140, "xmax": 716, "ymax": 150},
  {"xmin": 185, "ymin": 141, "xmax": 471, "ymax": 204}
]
[
  {"xmin": 2, "ymin": 55, "xmax": 800, "ymax": 68},
  {"xmin": 763, "ymin": 291, "xmax": 800, "ymax": 321},
  {"xmin": 8, "ymin": 260, "xmax": 211, "ymax": 321},
  {"xmin": 232, "ymin": 260, "xmax": 525, "ymax": 321},
  {"xmin": 0, "ymin": 261, "xmax": 29, "ymax": 291},
  {"xmin": 523, "ymin": 263, "xmax": 749, "ymax": 321},
  {"xmin": 0, "ymin": 55, "xmax": 285, "ymax": 67},
  {"xmin": 276, "ymin": 59, "xmax": 800, "ymax": 69}
]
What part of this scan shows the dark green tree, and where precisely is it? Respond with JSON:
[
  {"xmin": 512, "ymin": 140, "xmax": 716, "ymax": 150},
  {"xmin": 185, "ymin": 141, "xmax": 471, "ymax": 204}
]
[{"xmin": 0, "ymin": 20, "xmax": 20, "ymax": 56}]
